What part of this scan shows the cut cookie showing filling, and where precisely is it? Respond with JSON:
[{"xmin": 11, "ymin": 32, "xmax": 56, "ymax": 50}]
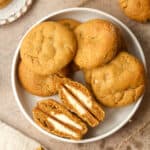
[
  {"xmin": 59, "ymin": 78, "xmax": 105, "ymax": 127},
  {"xmin": 37, "ymin": 100, "xmax": 87, "ymax": 135},
  {"xmin": 32, "ymin": 99, "xmax": 87, "ymax": 140}
]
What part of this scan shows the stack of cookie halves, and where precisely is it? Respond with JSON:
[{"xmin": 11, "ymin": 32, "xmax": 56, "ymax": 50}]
[{"xmin": 18, "ymin": 18, "xmax": 145, "ymax": 140}]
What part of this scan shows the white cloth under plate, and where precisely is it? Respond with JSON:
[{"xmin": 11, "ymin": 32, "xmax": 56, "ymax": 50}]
[{"xmin": 0, "ymin": 120, "xmax": 44, "ymax": 150}]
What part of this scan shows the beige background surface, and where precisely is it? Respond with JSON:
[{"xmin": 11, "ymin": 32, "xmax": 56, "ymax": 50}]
[{"xmin": 0, "ymin": 0, "xmax": 150, "ymax": 150}]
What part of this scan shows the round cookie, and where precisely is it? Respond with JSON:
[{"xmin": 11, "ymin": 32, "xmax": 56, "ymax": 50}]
[
  {"xmin": 119, "ymin": 0, "xmax": 150, "ymax": 22},
  {"xmin": 18, "ymin": 61, "xmax": 69, "ymax": 96},
  {"xmin": 20, "ymin": 21, "xmax": 77, "ymax": 75},
  {"xmin": 58, "ymin": 18, "xmax": 80, "ymax": 31},
  {"xmin": 85, "ymin": 52, "xmax": 145, "ymax": 107},
  {"xmin": 74, "ymin": 19, "xmax": 122, "ymax": 69}
]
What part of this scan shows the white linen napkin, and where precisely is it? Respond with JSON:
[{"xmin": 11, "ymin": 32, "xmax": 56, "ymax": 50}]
[{"xmin": 0, "ymin": 120, "xmax": 46, "ymax": 150}]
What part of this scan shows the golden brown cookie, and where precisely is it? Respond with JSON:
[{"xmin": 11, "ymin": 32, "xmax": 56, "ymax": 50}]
[
  {"xmin": 33, "ymin": 99, "xmax": 88, "ymax": 140},
  {"xmin": 20, "ymin": 21, "xmax": 77, "ymax": 75},
  {"xmin": 74, "ymin": 19, "xmax": 122, "ymax": 69},
  {"xmin": 0, "ymin": 0, "xmax": 11, "ymax": 9},
  {"xmin": 58, "ymin": 19, "xmax": 81, "ymax": 72},
  {"xmin": 58, "ymin": 18, "xmax": 80, "ymax": 31},
  {"xmin": 58, "ymin": 78, "xmax": 105, "ymax": 127},
  {"xmin": 85, "ymin": 51, "xmax": 145, "ymax": 107},
  {"xmin": 18, "ymin": 61, "xmax": 69, "ymax": 96},
  {"xmin": 119, "ymin": 0, "xmax": 150, "ymax": 22}
]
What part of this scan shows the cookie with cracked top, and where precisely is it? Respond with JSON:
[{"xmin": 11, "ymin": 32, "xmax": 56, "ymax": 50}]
[
  {"xmin": 20, "ymin": 21, "xmax": 77, "ymax": 75},
  {"xmin": 33, "ymin": 99, "xmax": 87, "ymax": 140},
  {"xmin": 58, "ymin": 78, "xmax": 105, "ymax": 127},
  {"xmin": 74, "ymin": 19, "xmax": 122, "ymax": 69},
  {"xmin": 84, "ymin": 51, "xmax": 146, "ymax": 107}
]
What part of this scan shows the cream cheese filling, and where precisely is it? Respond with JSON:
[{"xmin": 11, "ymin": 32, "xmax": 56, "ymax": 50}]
[
  {"xmin": 65, "ymin": 84, "xmax": 92, "ymax": 108},
  {"xmin": 51, "ymin": 113, "xmax": 82, "ymax": 130},
  {"xmin": 47, "ymin": 117, "xmax": 78, "ymax": 137},
  {"xmin": 62, "ymin": 87, "xmax": 86, "ymax": 115}
]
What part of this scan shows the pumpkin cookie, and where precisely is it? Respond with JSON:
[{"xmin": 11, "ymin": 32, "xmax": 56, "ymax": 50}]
[
  {"xmin": 59, "ymin": 78, "xmax": 105, "ymax": 127},
  {"xmin": 33, "ymin": 99, "xmax": 87, "ymax": 140},
  {"xmin": 119, "ymin": 0, "xmax": 150, "ymax": 22},
  {"xmin": 20, "ymin": 21, "xmax": 77, "ymax": 75},
  {"xmin": 85, "ymin": 52, "xmax": 145, "ymax": 107},
  {"xmin": 58, "ymin": 19, "xmax": 81, "ymax": 72},
  {"xmin": 74, "ymin": 19, "xmax": 122, "ymax": 69},
  {"xmin": 58, "ymin": 18, "xmax": 80, "ymax": 31},
  {"xmin": 18, "ymin": 61, "xmax": 69, "ymax": 96}
]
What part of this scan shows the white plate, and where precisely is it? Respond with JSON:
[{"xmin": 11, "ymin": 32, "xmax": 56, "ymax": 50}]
[
  {"xmin": 11, "ymin": 8, "xmax": 147, "ymax": 143},
  {"xmin": 0, "ymin": 0, "xmax": 32, "ymax": 25}
]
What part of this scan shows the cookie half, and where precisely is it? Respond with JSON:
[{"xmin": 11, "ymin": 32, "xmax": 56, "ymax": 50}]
[
  {"xmin": 59, "ymin": 78, "xmax": 105, "ymax": 127},
  {"xmin": 33, "ymin": 99, "xmax": 87, "ymax": 140}
]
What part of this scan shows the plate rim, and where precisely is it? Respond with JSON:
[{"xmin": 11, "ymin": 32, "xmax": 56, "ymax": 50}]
[
  {"xmin": 0, "ymin": 0, "xmax": 33, "ymax": 25},
  {"xmin": 11, "ymin": 7, "xmax": 147, "ymax": 143}
]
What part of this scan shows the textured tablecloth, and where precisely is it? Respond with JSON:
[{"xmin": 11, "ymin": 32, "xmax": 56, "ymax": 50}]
[
  {"xmin": 0, "ymin": 0, "xmax": 149, "ymax": 150},
  {"xmin": 0, "ymin": 120, "xmax": 44, "ymax": 150}
]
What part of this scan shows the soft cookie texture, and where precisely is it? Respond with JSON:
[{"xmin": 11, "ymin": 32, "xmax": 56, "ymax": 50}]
[
  {"xmin": 74, "ymin": 19, "xmax": 122, "ymax": 69},
  {"xmin": 85, "ymin": 52, "xmax": 145, "ymax": 107},
  {"xmin": 58, "ymin": 18, "xmax": 80, "ymax": 31},
  {"xmin": 18, "ymin": 62, "xmax": 69, "ymax": 96},
  {"xmin": 33, "ymin": 99, "xmax": 87, "ymax": 140},
  {"xmin": 20, "ymin": 21, "xmax": 77, "ymax": 75},
  {"xmin": 59, "ymin": 78, "xmax": 105, "ymax": 127},
  {"xmin": 58, "ymin": 18, "xmax": 81, "ymax": 72},
  {"xmin": 119, "ymin": 0, "xmax": 150, "ymax": 22}
]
